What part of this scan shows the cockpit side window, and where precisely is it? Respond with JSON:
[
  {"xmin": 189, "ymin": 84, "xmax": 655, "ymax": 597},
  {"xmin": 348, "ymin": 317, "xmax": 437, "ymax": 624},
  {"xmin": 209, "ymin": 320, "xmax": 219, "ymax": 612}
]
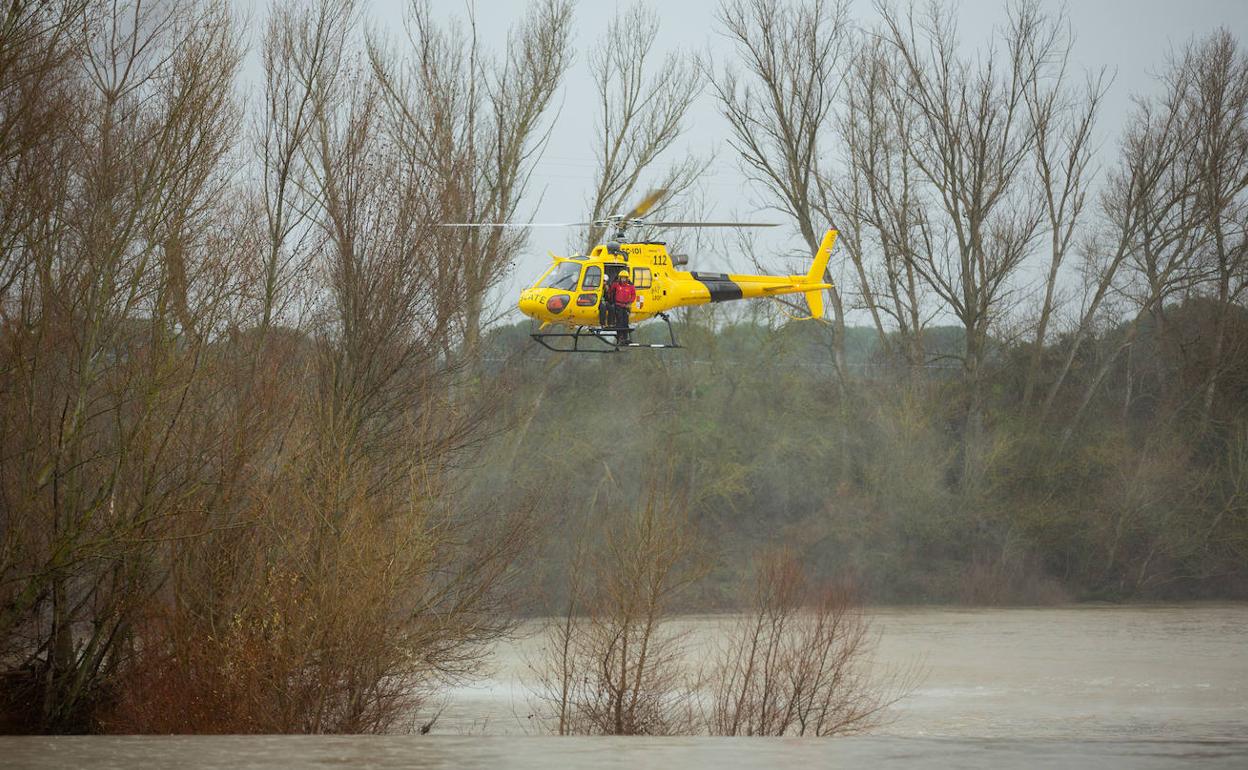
[
  {"xmin": 581, "ymin": 265, "xmax": 601, "ymax": 290},
  {"xmin": 541, "ymin": 262, "xmax": 582, "ymax": 290}
]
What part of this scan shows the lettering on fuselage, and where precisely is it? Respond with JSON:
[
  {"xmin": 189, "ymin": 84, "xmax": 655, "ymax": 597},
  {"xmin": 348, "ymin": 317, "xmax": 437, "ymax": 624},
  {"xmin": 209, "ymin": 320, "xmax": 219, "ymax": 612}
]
[
  {"xmin": 609, "ymin": 245, "xmax": 668, "ymax": 267},
  {"xmin": 611, "ymin": 249, "xmax": 668, "ymax": 267}
]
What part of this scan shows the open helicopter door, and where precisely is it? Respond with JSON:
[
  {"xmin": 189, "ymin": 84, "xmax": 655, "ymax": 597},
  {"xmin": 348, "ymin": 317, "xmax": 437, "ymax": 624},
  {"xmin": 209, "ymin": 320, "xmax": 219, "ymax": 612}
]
[{"xmin": 601, "ymin": 261, "xmax": 629, "ymax": 332}]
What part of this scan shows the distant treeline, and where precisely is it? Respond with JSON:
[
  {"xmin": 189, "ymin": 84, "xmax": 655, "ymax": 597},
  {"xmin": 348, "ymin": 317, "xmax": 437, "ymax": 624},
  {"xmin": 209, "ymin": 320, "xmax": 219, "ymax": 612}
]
[{"xmin": 475, "ymin": 303, "xmax": 1248, "ymax": 607}]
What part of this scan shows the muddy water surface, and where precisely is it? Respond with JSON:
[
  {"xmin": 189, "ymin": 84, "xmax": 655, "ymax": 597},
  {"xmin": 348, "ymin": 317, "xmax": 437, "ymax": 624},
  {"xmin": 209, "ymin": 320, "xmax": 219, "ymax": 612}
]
[
  {"xmin": 3, "ymin": 605, "xmax": 1245, "ymax": 768},
  {"xmin": 444, "ymin": 604, "xmax": 1248, "ymax": 740}
]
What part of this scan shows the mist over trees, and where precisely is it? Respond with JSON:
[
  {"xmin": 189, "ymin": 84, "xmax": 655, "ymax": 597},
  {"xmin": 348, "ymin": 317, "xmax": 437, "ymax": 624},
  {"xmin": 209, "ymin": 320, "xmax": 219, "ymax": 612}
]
[{"xmin": 0, "ymin": 0, "xmax": 1246, "ymax": 737}]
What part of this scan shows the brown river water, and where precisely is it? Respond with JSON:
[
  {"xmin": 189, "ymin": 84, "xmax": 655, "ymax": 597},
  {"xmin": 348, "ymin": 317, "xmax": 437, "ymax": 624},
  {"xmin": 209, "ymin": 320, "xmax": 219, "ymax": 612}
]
[{"xmin": 3, "ymin": 605, "xmax": 1246, "ymax": 768}]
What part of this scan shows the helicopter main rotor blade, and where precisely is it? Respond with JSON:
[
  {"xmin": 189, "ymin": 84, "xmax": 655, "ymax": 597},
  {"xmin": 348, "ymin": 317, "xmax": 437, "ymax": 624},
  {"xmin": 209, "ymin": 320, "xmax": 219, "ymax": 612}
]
[
  {"xmin": 436, "ymin": 222, "xmax": 593, "ymax": 228},
  {"xmin": 647, "ymin": 221, "xmax": 781, "ymax": 228},
  {"xmin": 622, "ymin": 188, "xmax": 669, "ymax": 220}
]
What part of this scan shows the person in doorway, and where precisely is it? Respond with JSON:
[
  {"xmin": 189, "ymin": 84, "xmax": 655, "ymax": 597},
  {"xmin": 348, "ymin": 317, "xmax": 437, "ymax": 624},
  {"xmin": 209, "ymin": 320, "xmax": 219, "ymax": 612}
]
[
  {"xmin": 599, "ymin": 270, "xmax": 618, "ymax": 329},
  {"xmin": 610, "ymin": 270, "xmax": 636, "ymax": 344}
]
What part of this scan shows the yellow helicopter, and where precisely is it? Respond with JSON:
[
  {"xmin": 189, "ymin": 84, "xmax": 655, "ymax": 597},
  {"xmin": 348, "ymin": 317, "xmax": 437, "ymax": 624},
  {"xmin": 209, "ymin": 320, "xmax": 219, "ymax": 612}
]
[{"xmin": 444, "ymin": 190, "xmax": 836, "ymax": 352}]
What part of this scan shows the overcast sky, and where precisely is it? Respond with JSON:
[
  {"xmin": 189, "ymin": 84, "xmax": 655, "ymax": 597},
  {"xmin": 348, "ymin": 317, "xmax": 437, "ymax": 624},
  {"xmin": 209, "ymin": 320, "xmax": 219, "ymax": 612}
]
[{"xmin": 242, "ymin": 0, "xmax": 1248, "ymax": 326}]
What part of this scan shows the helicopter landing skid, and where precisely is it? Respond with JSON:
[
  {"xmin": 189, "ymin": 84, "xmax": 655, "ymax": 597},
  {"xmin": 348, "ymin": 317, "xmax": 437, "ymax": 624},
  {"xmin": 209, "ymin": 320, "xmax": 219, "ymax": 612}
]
[{"xmin": 531, "ymin": 313, "xmax": 682, "ymax": 353}]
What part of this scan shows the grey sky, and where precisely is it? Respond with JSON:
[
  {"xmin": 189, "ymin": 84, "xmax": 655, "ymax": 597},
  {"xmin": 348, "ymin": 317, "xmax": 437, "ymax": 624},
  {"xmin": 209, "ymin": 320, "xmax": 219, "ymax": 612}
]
[{"xmin": 243, "ymin": 0, "xmax": 1248, "ymax": 327}]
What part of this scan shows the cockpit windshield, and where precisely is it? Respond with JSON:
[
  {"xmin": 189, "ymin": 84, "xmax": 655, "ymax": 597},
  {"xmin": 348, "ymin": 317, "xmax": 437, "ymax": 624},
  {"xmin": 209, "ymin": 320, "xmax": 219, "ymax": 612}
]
[{"xmin": 541, "ymin": 262, "xmax": 582, "ymax": 291}]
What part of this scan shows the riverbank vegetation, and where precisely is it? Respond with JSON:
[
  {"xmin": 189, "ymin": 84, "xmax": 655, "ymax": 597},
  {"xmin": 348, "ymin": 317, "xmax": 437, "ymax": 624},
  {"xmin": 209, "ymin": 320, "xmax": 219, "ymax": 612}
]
[{"xmin": 1, "ymin": 0, "xmax": 1246, "ymax": 736}]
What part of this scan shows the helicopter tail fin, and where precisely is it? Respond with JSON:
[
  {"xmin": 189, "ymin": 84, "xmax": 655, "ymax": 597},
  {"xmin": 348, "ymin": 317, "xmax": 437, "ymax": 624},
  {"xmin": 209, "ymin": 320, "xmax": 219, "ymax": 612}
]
[
  {"xmin": 805, "ymin": 287, "xmax": 824, "ymax": 319},
  {"xmin": 804, "ymin": 229, "xmax": 837, "ymax": 319},
  {"xmin": 807, "ymin": 229, "xmax": 836, "ymax": 283}
]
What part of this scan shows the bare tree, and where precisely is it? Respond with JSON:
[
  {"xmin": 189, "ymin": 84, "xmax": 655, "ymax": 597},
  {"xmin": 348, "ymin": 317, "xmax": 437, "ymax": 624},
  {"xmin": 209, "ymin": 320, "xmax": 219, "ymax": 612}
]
[
  {"xmin": 0, "ymin": 1, "xmax": 87, "ymax": 304},
  {"xmin": 255, "ymin": 0, "xmax": 356, "ymax": 330},
  {"xmin": 582, "ymin": 2, "xmax": 706, "ymax": 250},
  {"xmin": 832, "ymin": 36, "xmax": 931, "ymax": 368},
  {"xmin": 1052, "ymin": 31, "xmax": 1247, "ymax": 437},
  {"xmin": 1185, "ymin": 31, "xmax": 1248, "ymax": 428},
  {"xmin": 1040, "ymin": 48, "xmax": 1206, "ymax": 432},
  {"xmin": 0, "ymin": 0, "xmax": 554, "ymax": 733},
  {"xmin": 710, "ymin": 0, "xmax": 854, "ymax": 381},
  {"xmin": 873, "ymin": 1, "xmax": 1068, "ymax": 483},
  {"xmin": 371, "ymin": 0, "xmax": 573, "ymax": 359},
  {"xmin": 146, "ymin": 0, "xmax": 540, "ymax": 732},
  {"xmin": 1019, "ymin": 40, "xmax": 1107, "ymax": 408},
  {"xmin": 0, "ymin": 0, "xmax": 246, "ymax": 730}
]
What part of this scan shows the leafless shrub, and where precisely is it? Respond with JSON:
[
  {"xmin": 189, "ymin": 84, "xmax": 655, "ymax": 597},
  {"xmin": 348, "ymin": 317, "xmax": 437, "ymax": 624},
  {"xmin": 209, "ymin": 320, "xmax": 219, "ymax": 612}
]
[
  {"xmin": 531, "ymin": 491, "xmax": 705, "ymax": 735},
  {"xmin": 706, "ymin": 548, "xmax": 912, "ymax": 736},
  {"xmin": 532, "ymin": 530, "xmax": 910, "ymax": 737},
  {"xmin": 110, "ymin": 451, "xmax": 533, "ymax": 733}
]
